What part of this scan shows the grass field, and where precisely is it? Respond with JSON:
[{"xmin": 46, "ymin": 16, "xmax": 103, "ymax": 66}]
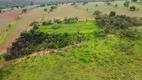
[
  {"xmin": 77, "ymin": 1, "xmax": 142, "ymax": 17},
  {"xmin": 0, "ymin": 24, "xmax": 141, "ymax": 80},
  {"xmin": 0, "ymin": 6, "xmax": 50, "ymax": 54},
  {"xmin": 36, "ymin": 21, "xmax": 98, "ymax": 33},
  {"xmin": 46, "ymin": 5, "xmax": 94, "ymax": 21}
]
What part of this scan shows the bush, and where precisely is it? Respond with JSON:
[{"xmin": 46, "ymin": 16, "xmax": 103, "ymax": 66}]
[
  {"xmin": 44, "ymin": 8, "xmax": 48, "ymax": 12},
  {"xmin": 130, "ymin": 6, "xmax": 136, "ymax": 11},
  {"xmin": 52, "ymin": 23, "xmax": 59, "ymax": 29},
  {"xmin": 124, "ymin": 1, "xmax": 130, "ymax": 7},
  {"xmin": 93, "ymin": 10, "xmax": 101, "ymax": 16},
  {"xmin": 22, "ymin": 9, "xmax": 27, "ymax": 13},
  {"xmin": 109, "ymin": 11, "xmax": 116, "ymax": 17}
]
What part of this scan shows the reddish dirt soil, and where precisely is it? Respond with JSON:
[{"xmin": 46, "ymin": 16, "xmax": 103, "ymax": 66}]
[
  {"xmin": 0, "ymin": 9, "xmax": 31, "ymax": 19},
  {"xmin": 0, "ymin": 10, "xmax": 22, "ymax": 19}
]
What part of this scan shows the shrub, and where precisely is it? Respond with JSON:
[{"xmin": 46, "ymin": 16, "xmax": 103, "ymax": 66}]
[
  {"xmin": 54, "ymin": 19, "xmax": 62, "ymax": 23},
  {"xmin": 109, "ymin": 11, "xmax": 116, "ymax": 17},
  {"xmin": 52, "ymin": 23, "xmax": 59, "ymax": 29},
  {"xmin": 93, "ymin": 10, "xmax": 101, "ymax": 16},
  {"xmin": 130, "ymin": 6, "xmax": 136, "ymax": 11},
  {"xmin": 114, "ymin": 4, "xmax": 118, "ymax": 8},
  {"xmin": 22, "ymin": 9, "xmax": 27, "ymax": 13},
  {"xmin": 44, "ymin": 8, "xmax": 48, "ymax": 12},
  {"xmin": 124, "ymin": 1, "xmax": 130, "ymax": 7}
]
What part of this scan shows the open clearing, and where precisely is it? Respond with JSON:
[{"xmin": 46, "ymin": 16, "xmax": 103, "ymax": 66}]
[
  {"xmin": 77, "ymin": 1, "xmax": 142, "ymax": 17},
  {"xmin": 37, "ymin": 21, "xmax": 98, "ymax": 33},
  {"xmin": 46, "ymin": 5, "xmax": 94, "ymax": 21},
  {"xmin": 0, "ymin": 7, "xmax": 50, "ymax": 54}
]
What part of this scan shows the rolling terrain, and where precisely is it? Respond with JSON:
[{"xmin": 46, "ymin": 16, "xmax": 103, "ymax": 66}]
[{"xmin": 0, "ymin": 1, "xmax": 142, "ymax": 80}]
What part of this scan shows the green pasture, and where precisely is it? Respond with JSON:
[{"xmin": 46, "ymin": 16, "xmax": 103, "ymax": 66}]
[
  {"xmin": 0, "ymin": 32, "xmax": 141, "ymax": 80},
  {"xmin": 36, "ymin": 21, "xmax": 99, "ymax": 33}
]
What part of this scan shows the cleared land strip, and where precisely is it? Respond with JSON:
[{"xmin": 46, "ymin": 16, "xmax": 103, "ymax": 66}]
[
  {"xmin": 46, "ymin": 4, "xmax": 94, "ymax": 21},
  {"xmin": 0, "ymin": 7, "xmax": 50, "ymax": 54}
]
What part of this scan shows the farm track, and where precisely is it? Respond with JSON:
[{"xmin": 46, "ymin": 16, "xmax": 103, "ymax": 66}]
[{"xmin": 0, "ymin": 42, "xmax": 84, "ymax": 68}]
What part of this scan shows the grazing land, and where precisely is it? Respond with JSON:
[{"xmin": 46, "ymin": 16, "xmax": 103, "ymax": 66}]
[
  {"xmin": 0, "ymin": 21, "xmax": 142, "ymax": 80},
  {"xmin": 77, "ymin": 1, "xmax": 142, "ymax": 17},
  {"xmin": 37, "ymin": 21, "xmax": 98, "ymax": 33},
  {"xmin": 46, "ymin": 5, "xmax": 94, "ymax": 21},
  {"xmin": 0, "ymin": 0, "xmax": 142, "ymax": 80}
]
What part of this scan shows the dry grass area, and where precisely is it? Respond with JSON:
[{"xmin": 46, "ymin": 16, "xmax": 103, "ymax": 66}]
[
  {"xmin": 0, "ymin": 19, "xmax": 13, "ymax": 35},
  {"xmin": 77, "ymin": 2, "xmax": 142, "ymax": 17},
  {"xmin": 46, "ymin": 4, "xmax": 94, "ymax": 21},
  {"xmin": 0, "ymin": 7, "xmax": 50, "ymax": 54}
]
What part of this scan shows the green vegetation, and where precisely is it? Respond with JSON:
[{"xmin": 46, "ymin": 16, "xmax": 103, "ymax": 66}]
[
  {"xmin": 0, "ymin": 1, "xmax": 142, "ymax": 80},
  {"xmin": 0, "ymin": 26, "xmax": 142, "ymax": 80},
  {"xmin": 38, "ymin": 21, "xmax": 98, "ymax": 33}
]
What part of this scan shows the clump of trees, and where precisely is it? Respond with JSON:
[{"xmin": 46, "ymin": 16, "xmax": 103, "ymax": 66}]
[
  {"xmin": 64, "ymin": 17, "xmax": 78, "ymax": 23},
  {"xmin": 109, "ymin": 11, "xmax": 116, "ymax": 17},
  {"xmin": 22, "ymin": 9, "xmax": 27, "ymax": 13},
  {"xmin": 93, "ymin": 10, "xmax": 102, "ymax": 16},
  {"xmin": 50, "ymin": 5, "xmax": 57, "ymax": 12},
  {"xmin": 124, "ymin": 1, "xmax": 130, "ymax": 7},
  {"xmin": 96, "ymin": 11, "xmax": 142, "ymax": 33},
  {"xmin": 4, "ymin": 30, "xmax": 86, "ymax": 60},
  {"xmin": 30, "ymin": 21, "xmax": 39, "ymax": 30}
]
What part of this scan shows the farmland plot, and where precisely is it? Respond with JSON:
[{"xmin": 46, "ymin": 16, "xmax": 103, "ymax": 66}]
[
  {"xmin": 0, "ymin": 10, "xmax": 22, "ymax": 36},
  {"xmin": 0, "ymin": 7, "xmax": 50, "ymax": 54},
  {"xmin": 46, "ymin": 5, "xmax": 94, "ymax": 21}
]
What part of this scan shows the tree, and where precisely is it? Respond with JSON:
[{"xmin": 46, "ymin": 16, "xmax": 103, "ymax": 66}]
[
  {"xmin": 0, "ymin": 10, "xmax": 2, "ymax": 13},
  {"xmin": 124, "ymin": 1, "xmax": 130, "ymax": 7},
  {"xmin": 131, "ymin": 0, "xmax": 137, "ymax": 2},
  {"xmin": 130, "ymin": 6, "xmax": 136, "ymax": 11},
  {"xmin": 44, "ymin": 8, "xmax": 48, "ymax": 12},
  {"xmin": 114, "ymin": 4, "xmax": 118, "ymax": 8},
  {"xmin": 109, "ymin": 11, "xmax": 116, "ymax": 17},
  {"xmin": 93, "ymin": 10, "xmax": 101, "ymax": 16},
  {"xmin": 107, "ymin": 2, "xmax": 111, "ymax": 6},
  {"xmin": 22, "ymin": 9, "xmax": 27, "ymax": 13},
  {"xmin": 95, "ymin": 4, "xmax": 98, "ymax": 7}
]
